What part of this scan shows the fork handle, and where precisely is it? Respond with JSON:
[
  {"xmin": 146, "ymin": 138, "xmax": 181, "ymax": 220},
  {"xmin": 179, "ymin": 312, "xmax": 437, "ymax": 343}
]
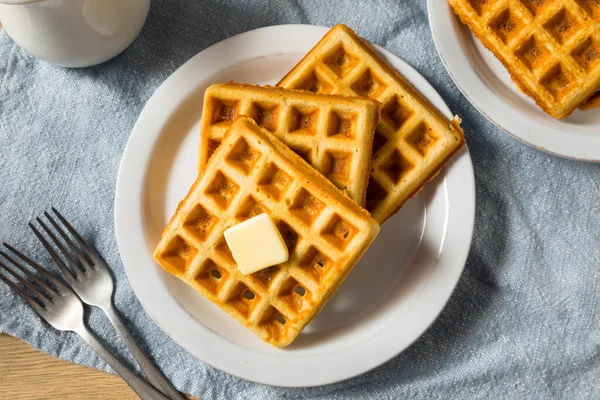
[
  {"xmin": 75, "ymin": 325, "xmax": 171, "ymax": 400},
  {"xmin": 103, "ymin": 305, "xmax": 185, "ymax": 400}
]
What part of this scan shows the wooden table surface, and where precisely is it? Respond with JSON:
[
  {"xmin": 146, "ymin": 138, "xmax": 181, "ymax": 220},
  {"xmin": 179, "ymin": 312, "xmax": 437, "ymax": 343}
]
[
  {"xmin": 0, "ymin": 334, "xmax": 196, "ymax": 399},
  {"xmin": 0, "ymin": 23, "xmax": 196, "ymax": 400},
  {"xmin": 1, "ymin": 334, "xmax": 137, "ymax": 399}
]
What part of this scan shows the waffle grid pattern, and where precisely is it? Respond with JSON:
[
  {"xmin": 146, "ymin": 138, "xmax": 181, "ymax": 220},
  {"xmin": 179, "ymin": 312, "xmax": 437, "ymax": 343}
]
[
  {"xmin": 156, "ymin": 117, "xmax": 379, "ymax": 347},
  {"xmin": 199, "ymin": 84, "xmax": 379, "ymax": 206},
  {"xmin": 449, "ymin": 0, "xmax": 600, "ymax": 118},
  {"xmin": 278, "ymin": 25, "xmax": 465, "ymax": 223}
]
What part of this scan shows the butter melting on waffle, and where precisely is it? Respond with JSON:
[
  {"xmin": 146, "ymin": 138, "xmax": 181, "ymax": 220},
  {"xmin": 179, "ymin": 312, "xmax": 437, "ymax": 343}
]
[{"xmin": 155, "ymin": 117, "xmax": 379, "ymax": 347}]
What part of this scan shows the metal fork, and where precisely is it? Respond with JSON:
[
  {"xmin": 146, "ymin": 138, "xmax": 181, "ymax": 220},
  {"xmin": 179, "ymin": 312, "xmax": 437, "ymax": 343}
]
[
  {"xmin": 29, "ymin": 208, "xmax": 184, "ymax": 400},
  {"xmin": 0, "ymin": 245, "xmax": 170, "ymax": 400}
]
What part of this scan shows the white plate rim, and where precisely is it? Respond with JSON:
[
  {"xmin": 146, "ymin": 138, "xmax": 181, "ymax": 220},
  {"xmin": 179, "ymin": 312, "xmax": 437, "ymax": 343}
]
[
  {"xmin": 427, "ymin": 2, "xmax": 600, "ymax": 163},
  {"xmin": 114, "ymin": 24, "xmax": 476, "ymax": 387}
]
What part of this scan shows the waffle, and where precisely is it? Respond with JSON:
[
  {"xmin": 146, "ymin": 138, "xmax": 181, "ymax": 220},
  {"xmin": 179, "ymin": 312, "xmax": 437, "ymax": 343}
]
[
  {"xmin": 155, "ymin": 116, "xmax": 380, "ymax": 347},
  {"xmin": 448, "ymin": 0, "xmax": 600, "ymax": 118},
  {"xmin": 278, "ymin": 24, "xmax": 465, "ymax": 224},
  {"xmin": 199, "ymin": 83, "xmax": 380, "ymax": 206},
  {"xmin": 580, "ymin": 90, "xmax": 600, "ymax": 110}
]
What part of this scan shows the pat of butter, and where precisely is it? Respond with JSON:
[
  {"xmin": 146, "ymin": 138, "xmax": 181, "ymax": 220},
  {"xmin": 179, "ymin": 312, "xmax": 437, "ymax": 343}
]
[{"xmin": 224, "ymin": 214, "xmax": 289, "ymax": 275}]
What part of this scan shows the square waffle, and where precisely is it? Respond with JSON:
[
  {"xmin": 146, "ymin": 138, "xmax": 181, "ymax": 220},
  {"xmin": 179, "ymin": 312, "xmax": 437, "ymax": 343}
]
[
  {"xmin": 278, "ymin": 24, "xmax": 465, "ymax": 224},
  {"xmin": 447, "ymin": 0, "xmax": 600, "ymax": 118},
  {"xmin": 199, "ymin": 83, "xmax": 380, "ymax": 206},
  {"xmin": 155, "ymin": 116, "xmax": 380, "ymax": 347}
]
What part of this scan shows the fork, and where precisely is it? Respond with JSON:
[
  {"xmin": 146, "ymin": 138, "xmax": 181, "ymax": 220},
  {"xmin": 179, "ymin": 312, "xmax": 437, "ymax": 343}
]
[
  {"xmin": 29, "ymin": 208, "xmax": 185, "ymax": 400},
  {"xmin": 0, "ymin": 245, "xmax": 170, "ymax": 400}
]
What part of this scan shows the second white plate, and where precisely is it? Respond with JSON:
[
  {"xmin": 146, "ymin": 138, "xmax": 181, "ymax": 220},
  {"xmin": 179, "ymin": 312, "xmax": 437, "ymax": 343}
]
[
  {"xmin": 114, "ymin": 24, "xmax": 476, "ymax": 387},
  {"xmin": 428, "ymin": 2, "xmax": 600, "ymax": 162}
]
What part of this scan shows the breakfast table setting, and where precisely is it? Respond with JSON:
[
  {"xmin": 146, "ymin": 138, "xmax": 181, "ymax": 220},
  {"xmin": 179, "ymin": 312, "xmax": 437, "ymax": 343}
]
[{"xmin": 1, "ymin": 0, "xmax": 599, "ymax": 399}]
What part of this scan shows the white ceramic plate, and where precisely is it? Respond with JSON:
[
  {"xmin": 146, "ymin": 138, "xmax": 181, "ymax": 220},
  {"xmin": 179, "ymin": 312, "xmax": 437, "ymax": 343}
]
[
  {"xmin": 114, "ymin": 25, "xmax": 475, "ymax": 387},
  {"xmin": 428, "ymin": 2, "xmax": 600, "ymax": 162}
]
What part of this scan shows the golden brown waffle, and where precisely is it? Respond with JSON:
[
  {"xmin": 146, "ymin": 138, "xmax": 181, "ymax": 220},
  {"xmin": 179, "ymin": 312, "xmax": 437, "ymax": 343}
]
[
  {"xmin": 155, "ymin": 116, "xmax": 380, "ymax": 347},
  {"xmin": 278, "ymin": 24, "xmax": 465, "ymax": 224},
  {"xmin": 580, "ymin": 90, "xmax": 600, "ymax": 110},
  {"xmin": 199, "ymin": 83, "xmax": 380, "ymax": 206},
  {"xmin": 447, "ymin": 0, "xmax": 600, "ymax": 118}
]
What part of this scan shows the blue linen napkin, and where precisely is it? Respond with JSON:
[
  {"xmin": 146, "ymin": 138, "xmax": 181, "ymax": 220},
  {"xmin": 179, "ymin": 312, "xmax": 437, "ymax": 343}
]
[{"xmin": 1, "ymin": 1, "xmax": 599, "ymax": 398}]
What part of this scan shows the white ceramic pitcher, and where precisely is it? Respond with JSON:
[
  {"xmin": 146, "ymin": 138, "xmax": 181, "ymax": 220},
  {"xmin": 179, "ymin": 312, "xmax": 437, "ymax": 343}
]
[{"xmin": 0, "ymin": 0, "xmax": 150, "ymax": 67}]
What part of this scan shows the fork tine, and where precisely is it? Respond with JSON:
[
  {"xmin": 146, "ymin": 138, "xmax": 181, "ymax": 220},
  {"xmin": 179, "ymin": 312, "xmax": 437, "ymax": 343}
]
[
  {"xmin": 0, "ymin": 258, "xmax": 49, "ymax": 306},
  {"xmin": 44, "ymin": 211, "xmax": 91, "ymax": 269},
  {"xmin": 3, "ymin": 243, "xmax": 68, "ymax": 291},
  {"xmin": 0, "ymin": 250, "xmax": 55, "ymax": 300},
  {"xmin": 29, "ymin": 222, "xmax": 79, "ymax": 281},
  {"xmin": 36, "ymin": 217, "xmax": 85, "ymax": 275},
  {"xmin": 0, "ymin": 271, "xmax": 46, "ymax": 314},
  {"xmin": 51, "ymin": 208, "xmax": 100, "ymax": 260}
]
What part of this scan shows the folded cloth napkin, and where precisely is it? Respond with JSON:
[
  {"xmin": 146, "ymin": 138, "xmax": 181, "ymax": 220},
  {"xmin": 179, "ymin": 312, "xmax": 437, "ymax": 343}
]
[{"xmin": 1, "ymin": 0, "xmax": 599, "ymax": 399}]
